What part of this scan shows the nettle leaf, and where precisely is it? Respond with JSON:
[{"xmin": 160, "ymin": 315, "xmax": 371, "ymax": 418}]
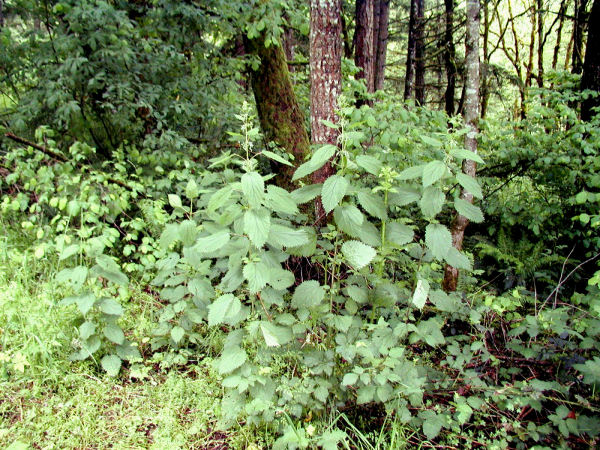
[
  {"xmin": 216, "ymin": 345, "xmax": 247, "ymax": 374},
  {"xmin": 456, "ymin": 173, "xmax": 483, "ymax": 199},
  {"xmin": 60, "ymin": 292, "xmax": 96, "ymax": 315},
  {"xmin": 208, "ymin": 294, "xmax": 242, "ymax": 326},
  {"xmin": 412, "ymin": 279, "xmax": 430, "ymax": 309},
  {"xmin": 389, "ymin": 185, "xmax": 421, "ymax": 206},
  {"xmin": 420, "ymin": 410, "xmax": 446, "ymax": 440},
  {"xmin": 398, "ymin": 164, "xmax": 425, "ymax": 180},
  {"xmin": 356, "ymin": 154, "xmax": 382, "ymax": 175},
  {"xmin": 334, "ymin": 204, "xmax": 364, "ymax": 234},
  {"xmin": 420, "ymin": 186, "xmax": 445, "ymax": 218},
  {"xmin": 345, "ymin": 285, "xmax": 368, "ymax": 303},
  {"xmin": 101, "ymin": 354, "xmax": 122, "ymax": 377},
  {"xmin": 241, "ymin": 172, "xmax": 264, "ymax": 208},
  {"xmin": 386, "ymin": 222, "xmax": 414, "ymax": 247},
  {"xmin": 341, "ymin": 240, "xmax": 376, "ymax": 270},
  {"xmin": 185, "ymin": 178, "xmax": 199, "ymax": 199},
  {"xmin": 454, "ymin": 198, "xmax": 484, "ymax": 223},
  {"xmin": 193, "ymin": 230, "xmax": 230, "ymax": 254},
  {"xmin": 168, "ymin": 194, "xmax": 183, "ymax": 209},
  {"xmin": 243, "ymin": 261, "xmax": 270, "ymax": 293},
  {"xmin": 292, "ymin": 280, "xmax": 325, "ymax": 309},
  {"xmin": 422, "ymin": 160, "xmax": 447, "ymax": 187},
  {"xmin": 261, "ymin": 150, "xmax": 294, "ymax": 167},
  {"xmin": 450, "ymin": 148, "xmax": 485, "ymax": 164},
  {"xmin": 265, "ymin": 185, "xmax": 298, "ymax": 215},
  {"xmin": 59, "ymin": 244, "xmax": 79, "ymax": 261},
  {"xmin": 243, "ymin": 208, "xmax": 271, "ymax": 248},
  {"xmin": 425, "ymin": 223, "xmax": 452, "ymax": 260},
  {"xmin": 357, "ymin": 190, "xmax": 387, "ymax": 220},
  {"xmin": 178, "ymin": 220, "xmax": 198, "ymax": 247},
  {"xmin": 98, "ymin": 298, "xmax": 124, "ymax": 316},
  {"xmin": 207, "ymin": 185, "xmax": 234, "ymax": 212},
  {"xmin": 444, "ymin": 247, "xmax": 472, "ymax": 270},
  {"xmin": 260, "ymin": 321, "xmax": 292, "ymax": 347},
  {"xmin": 93, "ymin": 255, "xmax": 128, "ymax": 286},
  {"xmin": 268, "ymin": 224, "xmax": 310, "ymax": 248},
  {"xmin": 292, "ymin": 144, "xmax": 337, "ymax": 181},
  {"xmin": 79, "ymin": 321, "xmax": 96, "ymax": 340},
  {"xmin": 103, "ymin": 323, "xmax": 125, "ymax": 345},
  {"xmin": 56, "ymin": 266, "xmax": 88, "ymax": 291},
  {"xmin": 322, "ymin": 175, "xmax": 349, "ymax": 213},
  {"xmin": 171, "ymin": 326, "xmax": 185, "ymax": 344},
  {"xmin": 291, "ymin": 183, "xmax": 322, "ymax": 204}
]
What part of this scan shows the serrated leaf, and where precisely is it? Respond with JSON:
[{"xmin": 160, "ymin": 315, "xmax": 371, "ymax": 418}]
[
  {"xmin": 322, "ymin": 175, "xmax": 349, "ymax": 213},
  {"xmin": 207, "ymin": 185, "xmax": 233, "ymax": 212},
  {"xmin": 56, "ymin": 266, "xmax": 88, "ymax": 290},
  {"xmin": 59, "ymin": 244, "xmax": 79, "ymax": 261},
  {"xmin": 420, "ymin": 135, "xmax": 443, "ymax": 148},
  {"xmin": 241, "ymin": 172, "xmax": 264, "ymax": 208},
  {"xmin": 425, "ymin": 223, "xmax": 452, "ymax": 260},
  {"xmin": 292, "ymin": 145, "xmax": 336, "ymax": 181},
  {"xmin": 116, "ymin": 342, "xmax": 141, "ymax": 361},
  {"xmin": 178, "ymin": 220, "xmax": 198, "ymax": 247},
  {"xmin": 104, "ymin": 323, "xmax": 125, "ymax": 345},
  {"xmin": 207, "ymin": 294, "xmax": 241, "ymax": 326},
  {"xmin": 168, "ymin": 194, "xmax": 183, "ymax": 209},
  {"xmin": 456, "ymin": 173, "xmax": 483, "ymax": 199},
  {"xmin": 266, "ymin": 185, "xmax": 298, "ymax": 215},
  {"xmin": 356, "ymin": 155, "xmax": 382, "ymax": 175},
  {"xmin": 454, "ymin": 198, "xmax": 484, "ymax": 223},
  {"xmin": 450, "ymin": 148, "xmax": 485, "ymax": 164},
  {"xmin": 292, "ymin": 280, "xmax": 325, "ymax": 309},
  {"xmin": 193, "ymin": 230, "xmax": 230, "ymax": 254},
  {"xmin": 260, "ymin": 321, "xmax": 292, "ymax": 347},
  {"xmin": 342, "ymin": 373, "xmax": 358, "ymax": 385},
  {"xmin": 341, "ymin": 240, "xmax": 376, "ymax": 270},
  {"xmin": 268, "ymin": 224, "xmax": 310, "ymax": 248},
  {"xmin": 421, "ymin": 412, "xmax": 445, "ymax": 440},
  {"xmin": 101, "ymin": 354, "xmax": 122, "ymax": 377},
  {"xmin": 261, "ymin": 150, "xmax": 294, "ymax": 167},
  {"xmin": 185, "ymin": 179, "xmax": 199, "ymax": 199},
  {"xmin": 290, "ymin": 184, "xmax": 322, "ymax": 203},
  {"xmin": 398, "ymin": 165, "xmax": 425, "ymax": 180},
  {"xmin": 216, "ymin": 345, "xmax": 247, "ymax": 374},
  {"xmin": 93, "ymin": 255, "xmax": 128, "ymax": 286},
  {"xmin": 357, "ymin": 190, "xmax": 387, "ymax": 220},
  {"xmin": 345, "ymin": 285, "xmax": 368, "ymax": 303},
  {"xmin": 243, "ymin": 208, "xmax": 271, "ymax": 247},
  {"xmin": 420, "ymin": 186, "xmax": 445, "ymax": 218},
  {"xmin": 243, "ymin": 261, "xmax": 270, "ymax": 293},
  {"xmin": 317, "ymin": 430, "xmax": 347, "ymax": 450},
  {"xmin": 268, "ymin": 268, "xmax": 295, "ymax": 290},
  {"xmin": 422, "ymin": 160, "xmax": 447, "ymax": 187},
  {"xmin": 333, "ymin": 204, "xmax": 364, "ymax": 235},
  {"xmin": 412, "ymin": 279, "xmax": 430, "ymax": 309},
  {"xmin": 386, "ymin": 222, "xmax": 414, "ymax": 247},
  {"xmin": 98, "ymin": 298, "xmax": 124, "ymax": 316},
  {"xmin": 171, "ymin": 326, "xmax": 185, "ymax": 344},
  {"xmin": 79, "ymin": 321, "xmax": 96, "ymax": 340},
  {"xmin": 444, "ymin": 247, "xmax": 472, "ymax": 270},
  {"xmin": 389, "ymin": 185, "xmax": 421, "ymax": 206}
]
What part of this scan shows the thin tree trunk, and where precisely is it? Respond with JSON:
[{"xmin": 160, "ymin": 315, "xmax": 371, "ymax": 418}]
[
  {"xmin": 310, "ymin": 0, "xmax": 342, "ymax": 223},
  {"xmin": 374, "ymin": 0, "xmax": 390, "ymax": 91},
  {"xmin": 443, "ymin": 0, "xmax": 480, "ymax": 292},
  {"xmin": 414, "ymin": 0, "xmax": 426, "ymax": 105},
  {"xmin": 444, "ymin": 0, "xmax": 457, "ymax": 115},
  {"xmin": 481, "ymin": 0, "xmax": 490, "ymax": 117},
  {"xmin": 354, "ymin": 0, "xmax": 375, "ymax": 95},
  {"xmin": 0, "ymin": 0, "xmax": 4, "ymax": 28},
  {"xmin": 552, "ymin": 0, "xmax": 568, "ymax": 70},
  {"xmin": 565, "ymin": 28, "xmax": 574, "ymax": 70},
  {"xmin": 572, "ymin": 0, "xmax": 589, "ymax": 74},
  {"xmin": 404, "ymin": 0, "xmax": 418, "ymax": 100},
  {"xmin": 537, "ymin": 0, "xmax": 544, "ymax": 87},
  {"xmin": 525, "ymin": 2, "xmax": 537, "ymax": 89},
  {"xmin": 581, "ymin": 0, "xmax": 600, "ymax": 120},
  {"xmin": 245, "ymin": 33, "xmax": 310, "ymax": 186}
]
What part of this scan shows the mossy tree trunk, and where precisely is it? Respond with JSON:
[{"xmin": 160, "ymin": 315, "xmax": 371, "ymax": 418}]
[
  {"xmin": 245, "ymin": 33, "xmax": 310, "ymax": 186},
  {"xmin": 581, "ymin": 0, "xmax": 600, "ymax": 121}
]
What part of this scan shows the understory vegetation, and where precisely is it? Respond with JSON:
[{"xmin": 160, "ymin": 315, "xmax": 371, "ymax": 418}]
[{"xmin": 1, "ymin": 0, "xmax": 600, "ymax": 448}]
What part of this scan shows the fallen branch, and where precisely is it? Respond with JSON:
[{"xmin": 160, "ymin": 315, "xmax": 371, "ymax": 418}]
[{"xmin": 4, "ymin": 132, "xmax": 68, "ymax": 162}]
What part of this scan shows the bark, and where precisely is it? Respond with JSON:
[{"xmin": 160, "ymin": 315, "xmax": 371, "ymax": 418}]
[
  {"xmin": 525, "ymin": 2, "xmax": 537, "ymax": 90},
  {"xmin": 354, "ymin": 0, "xmax": 375, "ymax": 94},
  {"xmin": 481, "ymin": 0, "xmax": 490, "ymax": 117},
  {"xmin": 552, "ymin": 0, "xmax": 568, "ymax": 70},
  {"xmin": 404, "ymin": 0, "xmax": 418, "ymax": 100},
  {"xmin": 443, "ymin": 0, "xmax": 480, "ymax": 292},
  {"xmin": 374, "ymin": 0, "xmax": 390, "ymax": 91},
  {"xmin": 414, "ymin": 0, "xmax": 426, "ymax": 105},
  {"xmin": 537, "ymin": 0, "xmax": 544, "ymax": 87},
  {"xmin": 444, "ymin": 0, "xmax": 457, "ymax": 115},
  {"xmin": 581, "ymin": 0, "xmax": 600, "ymax": 121},
  {"xmin": 0, "ymin": 0, "xmax": 4, "ymax": 28},
  {"xmin": 572, "ymin": 0, "xmax": 589, "ymax": 74},
  {"xmin": 245, "ymin": 33, "xmax": 310, "ymax": 185},
  {"xmin": 310, "ymin": 0, "xmax": 342, "ymax": 223}
]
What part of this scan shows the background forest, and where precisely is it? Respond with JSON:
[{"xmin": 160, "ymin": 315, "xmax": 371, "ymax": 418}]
[{"xmin": 0, "ymin": 0, "xmax": 599, "ymax": 448}]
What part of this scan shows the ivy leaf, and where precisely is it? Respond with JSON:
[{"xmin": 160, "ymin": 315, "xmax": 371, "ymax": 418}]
[
  {"xmin": 341, "ymin": 240, "xmax": 376, "ymax": 270},
  {"xmin": 208, "ymin": 294, "xmax": 242, "ymax": 326},
  {"xmin": 456, "ymin": 173, "xmax": 483, "ymax": 199},
  {"xmin": 356, "ymin": 154, "xmax": 382, "ymax": 175},
  {"xmin": 454, "ymin": 198, "xmax": 484, "ymax": 223},
  {"xmin": 244, "ymin": 208, "xmax": 271, "ymax": 248},
  {"xmin": 322, "ymin": 175, "xmax": 349, "ymax": 213},
  {"xmin": 101, "ymin": 354, "xmax": 122, "ymax": 377},
  {"xmin": 425, "ymin": 223, "xmax": 452, "ymax": 260},
  {"xmin": 357, "ymin": 190, "xmax": 387, "ymax": 220},
  {"xmin": 412, "ymin": 279, "xmax": 430, "ymax": 309},
  {"xmin": 292, "ymin": 280, "xmax": 325, "ymax": 309},
  {"xmin": 422, "ymin": 160, "xmax": 447, "ymax": 187},
  {"xmin": 241, "ymin": 172, "xmax": 264, "ymax": 208},
  {"xmin": 420, "ymin": 186, "xmax": 445, "ymax": 218}
]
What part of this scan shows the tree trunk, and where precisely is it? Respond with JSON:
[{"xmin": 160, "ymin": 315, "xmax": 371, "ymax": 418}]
[
  {"xmin": 245, "ymin": 33, "xmax": 310, "ymax": 185},
  {"xmin": 414, "ymin": 0, "xmax": 426, "ymax": 105},
  {"xmin": 404, "ymin": 0, "xmax": 418, "ymax": 100},
  {"xmin": 444, "ymin": 0, "xmax": 457, "ymax": 115},
  {"xmin": 572, "ymin": 0, "xmax": 589, "ymax": 74},
  {"xmin": 552, "ymin": 0, "xmax": 568, "ymax": 70},
  {"xmin": 0, "ymin": 0, "xmax": 4, "ymax": 29},
  {"xmin": 374, "ymin": 0, "xmax": 390, "ymax": 91},
  {"xmin": 443, "ymin": 0, "xmax": 480, "ymax": 292},
  {"xmin": 537, "ymin": 0, "xmax": 544, "ymax": 87},
  {"xmin": 581, "ymin": 0, "xmax": 600, "ymax": 120},
  {"xmin": 354, "ymin": 0, "xmax": 375, "ymax": 95},
  {"xmin": 310, "ymin": 0, "xmax": 342, "ymax": 223}
]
